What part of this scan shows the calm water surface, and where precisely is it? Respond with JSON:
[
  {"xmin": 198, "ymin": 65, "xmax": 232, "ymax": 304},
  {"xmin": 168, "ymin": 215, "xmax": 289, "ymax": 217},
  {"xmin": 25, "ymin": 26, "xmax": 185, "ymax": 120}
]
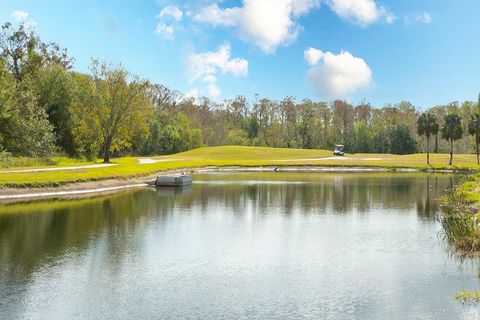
[{"xmin": 0, "ymin": 172, "xmax": 479, "ymax": 320}]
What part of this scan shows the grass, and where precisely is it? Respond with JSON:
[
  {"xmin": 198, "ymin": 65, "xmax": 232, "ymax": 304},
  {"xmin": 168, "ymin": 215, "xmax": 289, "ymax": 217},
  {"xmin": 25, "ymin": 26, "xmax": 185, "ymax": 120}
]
[
  {"xmin": 1, "ymin": 146, "xmax": 480, "ymax": 189},
  {"xmin": 0, "ymin": 153, "xmax": 95, "ymax": 169},
  {"xmin": 439, "ymin": 173, "xmax": 480, "ymax": 256},
  {"xmin": 454, "ymin": 290, "xmax": 480, "ymax": 306}
]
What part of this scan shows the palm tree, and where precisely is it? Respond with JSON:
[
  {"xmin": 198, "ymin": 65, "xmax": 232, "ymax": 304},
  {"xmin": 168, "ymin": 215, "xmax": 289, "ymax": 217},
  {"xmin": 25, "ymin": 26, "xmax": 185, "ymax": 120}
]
[
  {"xmin": 468, "ymin": 113, "xmax": 480, "ymax": 165},
  {"xmin": 417, "ymin": 112, "xmax": 439, "ymax": 164},
  {"xmin": 441, "ymin": 113, "xmax": 463, "ymax": 165}
]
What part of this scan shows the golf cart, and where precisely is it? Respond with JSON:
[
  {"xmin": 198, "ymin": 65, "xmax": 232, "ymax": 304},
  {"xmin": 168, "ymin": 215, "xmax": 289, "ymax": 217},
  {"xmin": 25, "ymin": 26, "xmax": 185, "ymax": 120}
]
[{"xmin": 333, "ymin": 144, "xmax": 345, "ymax": 156}]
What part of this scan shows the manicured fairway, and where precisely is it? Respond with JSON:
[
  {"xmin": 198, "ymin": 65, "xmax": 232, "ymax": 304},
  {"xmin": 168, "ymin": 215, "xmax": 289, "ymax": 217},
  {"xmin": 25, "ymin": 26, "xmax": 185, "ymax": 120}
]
[{"xmin": 0, "ymin": 146, "xmax": 479, "ymax": 188}]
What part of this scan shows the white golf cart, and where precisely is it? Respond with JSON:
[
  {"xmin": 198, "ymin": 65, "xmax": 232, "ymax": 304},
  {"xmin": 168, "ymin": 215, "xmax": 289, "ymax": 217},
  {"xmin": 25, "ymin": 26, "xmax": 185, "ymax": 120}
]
[{"xmin": 333, "ymin": 144, "xmax": 345, "ymax": 156}]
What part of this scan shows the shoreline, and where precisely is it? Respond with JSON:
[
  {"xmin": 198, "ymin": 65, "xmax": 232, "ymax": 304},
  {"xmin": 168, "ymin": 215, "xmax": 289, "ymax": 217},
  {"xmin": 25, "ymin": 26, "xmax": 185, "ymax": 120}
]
[{"xmin": 0, "ymin": 165, "xmax": 461, "ymax": 202}]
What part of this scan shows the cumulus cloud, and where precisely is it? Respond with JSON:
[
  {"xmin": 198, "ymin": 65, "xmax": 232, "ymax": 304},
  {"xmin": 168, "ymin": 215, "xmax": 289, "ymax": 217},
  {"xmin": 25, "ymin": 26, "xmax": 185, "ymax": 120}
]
[
  {"xmin": 154, "ymin": 5, "xmax": 183, "ymax": 39},
  {"xmin": 326, "ymin": 0, "xmax": 395, "ymax": 27},
  {"xmin": 304, "ymin": 47, "xmax": 324, "ymax": 65},
  {"xmin": 158, "ymin": 5, "xmax": 183, "ymax": 21},
  {"xmin": 194, "ymin": 0, "xmax": 320, "ymax": 53},
  {"xmin": 305, "ymin": 48, "xmax": 372, "ymax": 98},
  {"xmin": 11, "ymin": 10, "xmax": 29, "ymax": 21},
  {"xmin": 404, "ymin": 12, "xmax": 432, "ymax": 26},
  {"xmin": 155, "ymin": 23, "xmax": 175, "ymax": 39},
  {"xmin": 185, "ymin": 43, "xmax": 248, "ymax": 98}
]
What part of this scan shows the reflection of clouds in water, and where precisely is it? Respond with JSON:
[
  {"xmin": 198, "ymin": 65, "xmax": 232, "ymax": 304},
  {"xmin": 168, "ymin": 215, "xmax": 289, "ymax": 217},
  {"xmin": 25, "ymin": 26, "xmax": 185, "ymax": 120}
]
[{"xmin": 0, "ymin": 173, "xmax": 467, "ymax": 320}]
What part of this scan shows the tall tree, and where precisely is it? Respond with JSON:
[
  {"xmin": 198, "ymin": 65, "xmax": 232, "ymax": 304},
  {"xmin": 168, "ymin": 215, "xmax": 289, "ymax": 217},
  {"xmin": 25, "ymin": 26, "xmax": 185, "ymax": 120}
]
[
  {"xmin": 0, "ymin": 22, "xmax": 72, "ymax": 84},
  {"xmin": 468, "ymin": 113, "xmax": 480, "ymax": 164},
  {"xmin": 441, "ymin": 113, "xmax": 463, "ymax": 165},
  {"xmin": 417, "ymin": 112, "xmax": 439, "ymax": 164},
  {"xmin": 388, "ymin": 124, "xmax": 417, "ymax": 155},
  {"xmin": 29, "ymin": 64, "xmax": 76, "ymax": 155},
  {"xmin": 72, "ymin": 61, "xmax": 152, "ymax": 162}
]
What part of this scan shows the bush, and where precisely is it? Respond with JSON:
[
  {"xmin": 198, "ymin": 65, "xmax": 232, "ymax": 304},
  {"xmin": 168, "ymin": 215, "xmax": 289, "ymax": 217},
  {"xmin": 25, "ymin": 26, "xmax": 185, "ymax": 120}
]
[
  {"xmin": 226, "ymin": 129, "xmax": 249, "ymax": 146},
  {"xmin": 439, "ymin": 182, "xmax": 480, "ymax": 255}
]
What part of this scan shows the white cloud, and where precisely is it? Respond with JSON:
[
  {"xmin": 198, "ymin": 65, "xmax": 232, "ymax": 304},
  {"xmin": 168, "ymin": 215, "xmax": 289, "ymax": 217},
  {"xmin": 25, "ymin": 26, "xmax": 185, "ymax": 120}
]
[
  {"xmin": 155, "ymin": 23, "xmax": 175, "ymax": 39},
  {"xmin": 305, "ymin": 48, "xmax": 372, "ymax": 98},
  {"xmin": 207, "ymin": 83, "xmax": 221, "ymax": 98},
  {"xmin": 194, "ymin": 0, "xmax": 320, "ymax": 53},
  {"xmin": 304, "ymin": 47, "xmax": 324, "ymax": 65},
  {"xmin": 11, "ymin": 10, "xmax": 29, "ymax": 21},
  {"xmin": 158, "ymin": 5, "xmax": 183, "ymax": 21},
  {"xmin": 326, "ymin": 0, "xmax": 395, "ymax": 27},
  {"xmin": 185, "ymin": 43, "xmax": 248, "ymax": 98},
  {"xmin": 404, "ymin": 12, "xmax": 432, "ymax": 26},
  {"xmin": 185, "ymin": 88, "xmax": 200, "ymax": 100}
]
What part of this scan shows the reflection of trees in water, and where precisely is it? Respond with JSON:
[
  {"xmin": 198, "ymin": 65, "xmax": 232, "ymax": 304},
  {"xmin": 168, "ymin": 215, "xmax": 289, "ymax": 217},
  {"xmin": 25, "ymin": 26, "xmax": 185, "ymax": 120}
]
[
  {"xmin": 0, "ymin": 174, "xmax": 451, "ymax": 292},
  {"xmin": 416, "ymin": 175, "xmax": 439, "ymax": 218},
  {"xmin": 187, "ymin": 175, "xmax": 450, "ymax": 216}
]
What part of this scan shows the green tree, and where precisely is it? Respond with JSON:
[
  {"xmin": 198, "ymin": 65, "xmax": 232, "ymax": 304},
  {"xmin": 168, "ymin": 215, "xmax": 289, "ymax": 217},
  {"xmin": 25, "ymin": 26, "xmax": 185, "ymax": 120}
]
[
  {"xmin": 0, "ymin": 56, "xmax": 55, "ymax": 156},
  {"xmin": 226, "ymin": 129, "xmax": 249, "ymax": 146},
  {"xmin": 72, "ymin": 61, "xmax": 151, "ymax": 162},
  {"xmin": 388, "ymin": 124, "xmax": 417, "ymax": 155},
  {"xmin": 441, "ymin": 113, "xmax": 463, "ymax": 165},
  {"xmin": 468, "ymin": 113, "xmax": 480, "ymax": 164},
  {"xmin": 353, "ymin": 120, "xmax": 373, "ymax": 153},
  {"xmin": 2, "ymin": 90, "xmax": 56, "ymax": 157},
  {"xmin": 0, "ymin": 22, "xmax": 72, "ymax": 83},
  {"xmin": 417, "ymin": 112, "xmax": 439, "ymax": 164},
  {"xmin": 28, "ymin": 64, "xmax": 76, "ymax": 155}
]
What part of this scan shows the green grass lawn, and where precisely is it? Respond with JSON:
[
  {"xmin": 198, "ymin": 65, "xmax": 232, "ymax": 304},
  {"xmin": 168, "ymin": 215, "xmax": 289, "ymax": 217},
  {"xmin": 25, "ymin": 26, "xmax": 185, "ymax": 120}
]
[
  {"xmin": 1, "ymin": 146, "xmax": 479, "ymax": 188},
  {"xmin": 0, "ymin": 155, "xmax": 96, "ymax": 169}
]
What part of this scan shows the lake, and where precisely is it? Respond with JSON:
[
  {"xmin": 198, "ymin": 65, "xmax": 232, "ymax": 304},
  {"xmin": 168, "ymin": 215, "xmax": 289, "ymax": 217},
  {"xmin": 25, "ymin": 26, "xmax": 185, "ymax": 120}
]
[{"xmin": 0, "ymin": 172, "xmax": 479, "ymax": 319}]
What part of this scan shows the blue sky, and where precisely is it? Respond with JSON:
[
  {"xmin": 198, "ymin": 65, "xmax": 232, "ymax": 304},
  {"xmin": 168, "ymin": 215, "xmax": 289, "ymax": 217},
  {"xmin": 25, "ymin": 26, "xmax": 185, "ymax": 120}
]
[{"xmin": 1, "ymin": 0, "xmax": 479, "ymax": 108}]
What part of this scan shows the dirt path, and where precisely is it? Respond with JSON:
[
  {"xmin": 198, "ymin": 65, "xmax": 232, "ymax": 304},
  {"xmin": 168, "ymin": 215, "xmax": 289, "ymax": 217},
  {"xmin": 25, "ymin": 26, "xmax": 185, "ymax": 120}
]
[{"xmin": 0, "ymin": 163, "xmax": 117, "ymax": 174}]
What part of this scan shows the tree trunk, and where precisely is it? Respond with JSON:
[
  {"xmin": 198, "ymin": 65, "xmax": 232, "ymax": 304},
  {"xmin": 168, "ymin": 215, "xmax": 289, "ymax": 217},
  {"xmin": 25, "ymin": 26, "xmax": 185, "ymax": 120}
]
[
  {"xmin": 449, "ymin": 139, "xmax": 453, "ymax": 166},
  {"xmin": 103, "ymin": 136, "xmax": 113, "ymax": 163},
  {"xmin": 426, "ymin": 136, "xmax": 430, "ymax": 165},
  {"xmin": 477, "ymin": 134, "xmax": 480, "ymax": 165},
  {"xmin": 434, "ymin": 134, "xmax": 438, "ymax": 153}
]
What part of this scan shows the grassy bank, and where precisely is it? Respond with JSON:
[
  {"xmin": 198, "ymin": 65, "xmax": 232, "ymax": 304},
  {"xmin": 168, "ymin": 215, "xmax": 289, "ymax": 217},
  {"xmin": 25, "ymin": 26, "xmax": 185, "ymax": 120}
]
[
  {"xmin": 439, "ymin": 175, "xmax": 480, "ymax": 256},
  {"xmin": 1, "ymin": 146, "xmax": 480, "ymax": 189}
]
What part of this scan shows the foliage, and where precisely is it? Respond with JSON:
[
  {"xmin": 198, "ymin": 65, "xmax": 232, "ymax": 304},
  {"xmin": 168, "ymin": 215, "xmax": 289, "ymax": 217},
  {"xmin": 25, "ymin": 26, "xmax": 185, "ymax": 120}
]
[
  {"xmin": 352, "ymin": 120, "xmax": 373, "ymax": 153},
  {"xmin": 454, "ymin": 290, "xmax": 480, "ymax": 306},
  {"xmin": 226, "ymin": 129, "xmax": 250, "ymax": 146},
  {"xmin": 28, "ymin": 64, "xmax": 76, "ymax": 155},
  {"xmin": 417, "ymin": 112, "xmax": 438, "ymax": 164},
  {"xmin": 441, "ymin": 113, "xmax": 463, "ymax": 165},
  {"xmin": 1, "ymin": 19, "xmax": 480, "ymax": 165},
  {"xmin": 387, "ymin": 124, "xmax": 417, "ymax": 155},
  {"xmin": 439, "ymin": 176, "xmax": 480, "ymax": 255},
  {"xmin": 468, "ymin": 113, "xmax": 480, "ymax": 164},
  {"xmin": 72, "ymin": 60, "xmax": 152, "ymax": 163},
  {"xmin": 140, "ymin": 111, "xmax": 202, "ymax": 155}
]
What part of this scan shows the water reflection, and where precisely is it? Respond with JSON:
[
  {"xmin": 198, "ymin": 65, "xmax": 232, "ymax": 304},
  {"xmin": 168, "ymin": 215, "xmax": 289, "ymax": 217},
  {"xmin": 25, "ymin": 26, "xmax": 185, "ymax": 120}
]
[
  {"xmin": 0, "ymin": 172, "xmax": 475, "ymax": 320},
  {"xmin": 192, "ymin": 173, "xmax": 449, "ymax": 216}
]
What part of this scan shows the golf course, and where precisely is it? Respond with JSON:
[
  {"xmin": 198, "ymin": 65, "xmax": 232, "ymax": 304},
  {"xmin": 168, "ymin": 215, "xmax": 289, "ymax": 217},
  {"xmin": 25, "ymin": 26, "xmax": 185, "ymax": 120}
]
[{"xmin": 1, "ymin": 146, "xmax": 479, "ymax": 190}]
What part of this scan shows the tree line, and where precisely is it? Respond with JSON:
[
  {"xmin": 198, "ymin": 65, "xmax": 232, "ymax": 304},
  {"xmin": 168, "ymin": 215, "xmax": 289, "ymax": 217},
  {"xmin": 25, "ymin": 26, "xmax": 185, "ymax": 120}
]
[{"xmin": 1, "ymin": 22, "xmax": 479, "ymax": 164}]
